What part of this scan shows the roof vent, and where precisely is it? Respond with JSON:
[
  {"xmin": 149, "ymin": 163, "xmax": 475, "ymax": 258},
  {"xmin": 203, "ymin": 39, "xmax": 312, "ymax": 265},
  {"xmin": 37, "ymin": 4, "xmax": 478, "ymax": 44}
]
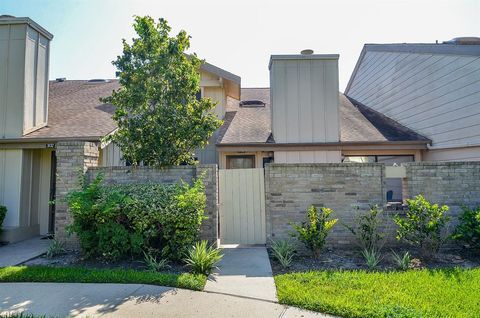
[
  {"xmin": 443, "ymin": 37, "xmax": 480, "ymax": 45},
  {"xmin": 240, "ymin": 100, "xmax": 266, "ymax": 107},
  {"xmin": 301, "ymin": 49, "xmax": 314, "ymax": 55},
  {"xmin": 56, "ymin": 77, "xmax": 66, "ymax": 82},
  {"xmin": 87, "ymin": 79, "xmax": 110, "ymax": 84}
]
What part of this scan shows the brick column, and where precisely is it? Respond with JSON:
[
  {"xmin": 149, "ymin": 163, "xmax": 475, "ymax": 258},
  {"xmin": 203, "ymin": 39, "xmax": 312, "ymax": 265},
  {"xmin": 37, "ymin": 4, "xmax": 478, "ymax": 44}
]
[
  {"xmin": 55, "ymin": 141, "xmax": 99, "ymax": 247},
  {"xmin": 196, "ymin": 164, "xmax": 218, "ymax": 245}
]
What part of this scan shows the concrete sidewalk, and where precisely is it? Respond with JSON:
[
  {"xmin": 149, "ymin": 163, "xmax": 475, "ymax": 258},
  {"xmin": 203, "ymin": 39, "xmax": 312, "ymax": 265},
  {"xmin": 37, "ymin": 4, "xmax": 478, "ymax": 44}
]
[
  {"xmin": 205, "ymin": 247, "xmax": 278, "ymax": 301},
  {"xmin": 0, "ymin": 283, "xmax": 334, "ymax": 317},
  {"xmin": 0, "ymin": 237, "xmax": 50, "ymax": 267}
]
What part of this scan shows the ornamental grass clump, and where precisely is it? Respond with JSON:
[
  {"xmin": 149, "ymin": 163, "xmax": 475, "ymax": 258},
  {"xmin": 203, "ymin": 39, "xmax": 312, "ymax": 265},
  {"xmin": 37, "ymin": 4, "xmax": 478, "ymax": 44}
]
[
  {"xmin": 271, "ymin": 239, "xmax": 296, "ymax": 269},
  {"xmin": 183, "ymin": 240, "xmax": 223, "ymax": 275},
  {"xmin": 291, "ymin": 206, "xmax": 337, "ymax": 259}
]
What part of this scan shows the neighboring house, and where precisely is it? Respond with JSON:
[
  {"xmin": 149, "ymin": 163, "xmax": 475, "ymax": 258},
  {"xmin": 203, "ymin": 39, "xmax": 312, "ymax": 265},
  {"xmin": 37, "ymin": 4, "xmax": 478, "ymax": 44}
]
[
  {"xmin": 0, "ymin": 16, "xmax": 478, "ymax": 243},
  {"xmin": 345, "ymin": 39, "xmax": 480, "ymax": 161},
  {"xmin": 0, "ymin": 16, "xmax": 239, "ymax": 242}
]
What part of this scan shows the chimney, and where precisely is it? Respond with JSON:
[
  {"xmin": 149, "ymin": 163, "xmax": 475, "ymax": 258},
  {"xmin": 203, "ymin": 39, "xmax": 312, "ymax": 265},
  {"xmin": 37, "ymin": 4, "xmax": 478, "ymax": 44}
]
[
  {"xmin": 0, "ymin": 16, "xmax": 53, "ymax": 138},
  {"xmin": 269, "ymin": 50, "xmax": 340, "ymax": 143}
]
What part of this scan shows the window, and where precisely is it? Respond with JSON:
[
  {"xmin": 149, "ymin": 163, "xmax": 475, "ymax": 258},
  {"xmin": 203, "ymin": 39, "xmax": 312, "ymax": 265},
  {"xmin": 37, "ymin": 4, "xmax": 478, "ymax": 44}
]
[{"xmin": 226, "ymin": 155, "xmax": 255, "ymax": 169}]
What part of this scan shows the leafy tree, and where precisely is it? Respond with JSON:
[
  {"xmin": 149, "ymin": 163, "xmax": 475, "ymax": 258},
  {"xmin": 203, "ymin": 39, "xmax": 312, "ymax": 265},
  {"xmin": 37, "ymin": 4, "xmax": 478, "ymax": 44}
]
[{"xmin": 103, "ymin": 16, "xmax": 222, "ymax": 167}]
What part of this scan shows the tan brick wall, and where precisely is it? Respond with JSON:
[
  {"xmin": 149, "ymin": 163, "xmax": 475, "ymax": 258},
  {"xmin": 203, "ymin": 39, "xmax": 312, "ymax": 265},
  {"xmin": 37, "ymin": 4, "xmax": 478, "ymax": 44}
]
[
  {"xmin": 55, "ymin": 141, "xmax": 99, "ymax": 247},
  {"xmin": 403, "ymin": 162, "xmax": 480, "ymax": 227},
  {"xmin": 265, "ymin": 162, "xmax": 480, "ymax": 250}
]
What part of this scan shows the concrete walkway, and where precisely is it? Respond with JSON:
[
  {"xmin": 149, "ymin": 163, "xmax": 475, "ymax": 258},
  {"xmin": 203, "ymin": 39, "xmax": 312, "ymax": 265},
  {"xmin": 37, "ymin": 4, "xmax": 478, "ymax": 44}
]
[
  {"xmin": 205, "ymin": 247, "xmax": 278, "ymax": 301},
  {"xmin": 0, "ymin": 237, "xmax": 50, "ymax": 267},
  {"xmin": 0, "ymin": 283, "xmax": 333, "ymax": 318}
]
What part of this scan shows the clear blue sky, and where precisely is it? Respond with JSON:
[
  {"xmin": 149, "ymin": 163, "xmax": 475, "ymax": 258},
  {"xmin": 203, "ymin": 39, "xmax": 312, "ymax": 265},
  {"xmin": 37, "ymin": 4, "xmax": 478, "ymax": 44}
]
[{"xmin": 1, "ymin": 0, "xmax": 479, "ymax": 91}]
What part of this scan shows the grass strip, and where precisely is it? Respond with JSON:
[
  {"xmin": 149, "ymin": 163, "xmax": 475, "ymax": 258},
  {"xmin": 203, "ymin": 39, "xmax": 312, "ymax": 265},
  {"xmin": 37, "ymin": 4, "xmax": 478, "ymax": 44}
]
[
  {"xmin": 0, "ymin": 266, "xmax": 206, "ymax": 291},
  {"xmin": 275, "ymin": 268, "xmax": 480, "ymax": 318}
]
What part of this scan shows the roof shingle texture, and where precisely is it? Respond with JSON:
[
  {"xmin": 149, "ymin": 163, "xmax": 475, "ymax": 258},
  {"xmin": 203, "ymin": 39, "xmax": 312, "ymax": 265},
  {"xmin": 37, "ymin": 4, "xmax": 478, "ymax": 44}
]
[
  {"xmin": 217, "ymin": 88, "xmax": 429, "ymax": 144},
  {"xmin": 23, "ymin": 80, "xmax": 119, "ymax": 140}
]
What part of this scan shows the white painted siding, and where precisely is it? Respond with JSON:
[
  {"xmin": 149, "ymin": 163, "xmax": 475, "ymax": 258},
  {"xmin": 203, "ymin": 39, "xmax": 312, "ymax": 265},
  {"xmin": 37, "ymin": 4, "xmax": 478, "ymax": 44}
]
[
  {"xmin": 101, "ymin": 142, "xmax": 124, "ymax": 166},
  {"xmin": 270, "ymin": 56, "xmax": 340, "ymax": 143},
  {"xmin": 274, "ymin": 150, "xmax": 341, "ymax": 163},
  {"xmin": 347, "ymin": 49, "xmax": 480, "ymax": 150}
]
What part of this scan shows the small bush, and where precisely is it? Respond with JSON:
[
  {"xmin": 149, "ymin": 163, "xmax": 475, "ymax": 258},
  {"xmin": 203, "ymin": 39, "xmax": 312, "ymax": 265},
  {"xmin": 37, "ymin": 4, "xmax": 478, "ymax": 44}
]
[
  {"xmin": 453, "ymin": 206, "xmax": 480, "ymax": 250},
  {"xmin": 394, "ymin": 195, "xmax": 450, "ymax": 259},
  {"xmin": 0, "ymin": 205, "xmax": 6, "ymax": 237},
  {"xmin": 46, "ymin": 238, "xmax": 66, "ymax": 259},
  {"xmin": 184, "ymin": 240, "xmax": 222, "ymax": 275},
  {"xmin": 143, "ymin": 251, "xmax": 170, "ymax": 272},
  {"xmin": 271, "ymin": 239, "xmax": 296, "ymax": 269},
  {"xmin": 345, "ymin": 205, "xmax": 385, "ymax": 251},
  {"xmin": 291, "ymin": 206, "xmax": 337, "ymax": 258},
  {"xmin": 67, "ymin": 174, "xmax": 206, "ymax": 261},
  {"xmin": 391, "ymin": 250, "xmax": 411, "ymax": 270}
]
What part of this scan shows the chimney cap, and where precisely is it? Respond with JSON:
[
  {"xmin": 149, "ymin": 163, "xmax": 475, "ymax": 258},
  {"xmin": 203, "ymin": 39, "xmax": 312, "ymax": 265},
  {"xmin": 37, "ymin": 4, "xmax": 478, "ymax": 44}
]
[
  {"xmin": 301, "ymin": 49, "xmax": 314, "ymax": 55},
  {"xmin": 0, "ymin": 16, "xmax": 53, "ymax": 40},
  {"xmin": 269, "ymin": 54, "xmax": 339, "ymax": 70}
]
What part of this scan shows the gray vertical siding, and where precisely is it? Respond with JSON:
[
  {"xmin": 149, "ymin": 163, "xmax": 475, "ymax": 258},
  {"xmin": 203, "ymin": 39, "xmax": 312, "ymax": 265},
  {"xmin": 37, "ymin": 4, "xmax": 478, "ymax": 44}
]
[{"xmin": 347, "ymin": 48, "xmax": 480, "ymax": 149}]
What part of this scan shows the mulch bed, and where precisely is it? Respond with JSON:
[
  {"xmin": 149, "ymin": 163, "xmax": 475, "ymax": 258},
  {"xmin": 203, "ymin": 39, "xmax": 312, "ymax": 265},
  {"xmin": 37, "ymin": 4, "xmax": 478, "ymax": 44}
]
[
  {"xmin": 23, "ymin": 250, "xmax": 188, "ymax": 274},
  {"xmin": 269, "ymin": 247, "xmax": 480, "ymax": 275}
]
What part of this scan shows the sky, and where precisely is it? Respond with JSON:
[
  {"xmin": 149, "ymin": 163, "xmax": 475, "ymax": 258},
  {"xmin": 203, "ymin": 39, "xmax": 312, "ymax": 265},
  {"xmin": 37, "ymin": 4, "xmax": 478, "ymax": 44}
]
[{"xmin": 1, "ymin": 0, "xmax": 479, "ymax": 91}]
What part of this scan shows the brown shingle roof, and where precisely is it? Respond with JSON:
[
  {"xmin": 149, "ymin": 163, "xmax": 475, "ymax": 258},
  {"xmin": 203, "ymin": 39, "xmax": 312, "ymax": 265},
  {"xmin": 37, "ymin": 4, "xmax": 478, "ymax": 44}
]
[
  {"xmin": 218, "ymin": 88, "xmax": 271, "ymax": 144},
  {"xmin": 23, "ymin": 80, "xmax": 119, "ymax": 140},
  {"xmin": 217, "ymin": 88, "xmax": 430, "ymax": 145}
]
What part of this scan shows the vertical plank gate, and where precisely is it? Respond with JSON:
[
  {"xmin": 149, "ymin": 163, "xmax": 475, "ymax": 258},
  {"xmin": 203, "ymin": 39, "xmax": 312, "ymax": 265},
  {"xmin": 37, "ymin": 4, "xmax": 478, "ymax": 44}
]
[{"xmin": 219, "ymin": 168, "xmax": 266, "ymax": 245}]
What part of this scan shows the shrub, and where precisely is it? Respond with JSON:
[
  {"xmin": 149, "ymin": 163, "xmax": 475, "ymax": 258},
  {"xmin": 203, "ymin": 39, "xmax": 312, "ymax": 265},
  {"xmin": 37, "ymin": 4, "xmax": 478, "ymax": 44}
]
[
  {"xmin": 391, "ymin": 250, "xmax": 411, "ymax": 270},
  {"xmin": 362, "ymin": 248, "xmax": 382, "ymax": 270},
  {"xmin": 394, "ymin": 195, "xmax": 450, "ymax": 259},
  {"xmin": 453, "ymin": 206, "xmax": 480, "ymax": 250},
  {"xmin": 271, "ymin": 239, "xmax": 296, "ymax": 269},
  {"xmin": 0, "ymin": 205, "xmax": 6, "ymax": 237},
  {"xmin": 184, "ymin": 240, "xmax": 223, "ymax": 275},
  {"xmin": 345, "ymin": 205, "xmax": 385, "ymax": 251},
  {"xmin": 291, "ymin": 206, "xmax": 337, "ymax": 258},
  {"xmin": 143, "ymin": 251, "xmax": 170, "ymax": 272},
  {"xmin": 46, "ymin": 238, "xmax": 66, "ymax": 259},
  {"xmin": 67, "ymin": 174, "xmax": 206, "ymax": 261}
]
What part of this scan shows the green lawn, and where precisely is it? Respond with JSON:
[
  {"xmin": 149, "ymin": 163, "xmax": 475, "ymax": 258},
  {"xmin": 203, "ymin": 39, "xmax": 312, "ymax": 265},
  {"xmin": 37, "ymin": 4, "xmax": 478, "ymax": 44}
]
[
  {"xmin": 0, "ymin": 266, "xmax": 206, "ymax": 291},
  {"xmin": 275, "ymin": 268, "xmax": 480, "ymax": 318}
]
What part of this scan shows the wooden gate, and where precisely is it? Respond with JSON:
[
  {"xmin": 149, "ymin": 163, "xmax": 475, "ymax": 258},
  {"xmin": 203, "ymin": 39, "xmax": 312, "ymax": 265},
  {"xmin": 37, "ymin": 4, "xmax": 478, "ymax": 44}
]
[{"xmin": 219, "ymin": 168, "xmax": 266, "ymax": 245}]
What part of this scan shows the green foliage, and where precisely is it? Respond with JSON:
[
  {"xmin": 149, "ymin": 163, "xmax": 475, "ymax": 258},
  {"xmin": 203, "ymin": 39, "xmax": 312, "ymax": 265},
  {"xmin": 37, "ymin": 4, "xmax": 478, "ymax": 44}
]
[
  {"xmin": 290, "ymin": 206, "xmax": 337, "ymax": 258},
  {"xmin": 394, "ymin": 195, "xmax": 450, "ymax": 259},
  {"xmin": 391, "ymin": 250, "xmax": 412, "ymax": 271},
  {"xmin": 67, "ymin": 174, "xmax": 206, "ymax": 261},
  {"xmin": 143, "ymin": 251, "xmax": 170, "ymax": 272},
  {"xmin": 46, "ymin": 238, "xmax": 66, "ymax": 259},
  {"xmin": 183, "ymin": 240, "xmax": 222, "ymax": 275},
  {"xmin": 0, "ymin": 266, "xmax": 206, "ymax": 291},
  {"xmin": 361, "ymin": 248, "xmax": 382, "ymax": 270},
  {"xmin": 345, "ymin": 205, "xmax": 385, "ymax": 251},
  {"xmin": 275, "ymin": 268, "xmax": 480, "ymax": 318},
  {"xmin": 453, "ymin": 206, "xmax": 480, "ymax": 250},
  {"xmin": 271, "ymin": 239, "xmax": 296, "ymax": 269},
  {"xmin": 102, "ymin": 16, "xmax": 222, "ymax": 167},
  {"xmin": 0, "ymin": 205, "xmax": 7, "ymax": 237}
]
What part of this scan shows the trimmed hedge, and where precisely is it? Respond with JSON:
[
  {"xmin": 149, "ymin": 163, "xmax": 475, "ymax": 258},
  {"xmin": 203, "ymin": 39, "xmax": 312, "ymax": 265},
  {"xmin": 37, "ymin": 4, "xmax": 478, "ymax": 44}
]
[{"xmin": 67, "ymin": 175, "xmax": 206, "ymax": 261}]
